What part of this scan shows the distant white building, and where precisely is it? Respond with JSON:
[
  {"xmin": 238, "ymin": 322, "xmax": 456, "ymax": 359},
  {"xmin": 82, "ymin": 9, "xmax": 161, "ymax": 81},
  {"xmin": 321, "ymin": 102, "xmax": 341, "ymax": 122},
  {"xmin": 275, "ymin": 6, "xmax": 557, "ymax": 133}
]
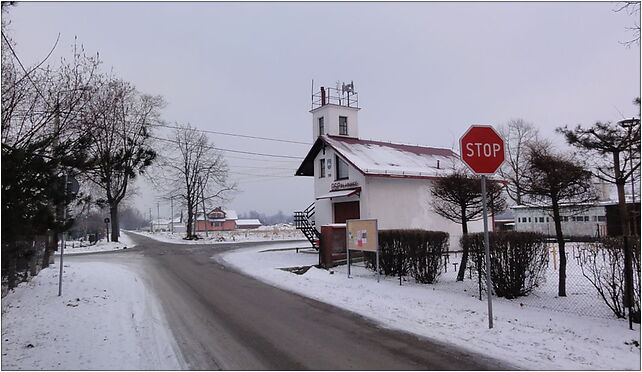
[
  {"xmin": 294, "ymin": 85, "xmax": 489, "ymax": 250},
  {"xmin": 512, "ymin": 204, "xmax": 607, "ymax": 237}
]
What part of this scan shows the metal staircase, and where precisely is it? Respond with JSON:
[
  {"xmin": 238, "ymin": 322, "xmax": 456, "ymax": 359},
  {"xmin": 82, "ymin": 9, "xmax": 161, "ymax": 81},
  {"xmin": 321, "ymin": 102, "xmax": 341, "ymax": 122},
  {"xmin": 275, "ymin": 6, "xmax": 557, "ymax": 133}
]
[{"xmin": 294, "ymin": 203, "xmax": 321, "ymax": 250}]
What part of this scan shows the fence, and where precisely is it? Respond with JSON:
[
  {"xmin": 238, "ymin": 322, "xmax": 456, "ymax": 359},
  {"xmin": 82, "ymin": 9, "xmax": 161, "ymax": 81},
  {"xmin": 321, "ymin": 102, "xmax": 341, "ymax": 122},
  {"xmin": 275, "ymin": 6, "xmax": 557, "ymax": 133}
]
[
  {"xmin": 443, "ymin": 239, "xmax": 640, "ymax": 320},
  {"xmin": 1, "ymin": 234, "xmax": 56, "ymax": 297}
]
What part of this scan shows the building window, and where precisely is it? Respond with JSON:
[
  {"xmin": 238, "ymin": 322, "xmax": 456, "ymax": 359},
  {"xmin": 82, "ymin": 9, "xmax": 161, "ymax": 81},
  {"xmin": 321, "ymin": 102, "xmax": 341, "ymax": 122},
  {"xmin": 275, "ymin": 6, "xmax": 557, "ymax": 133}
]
[
  {"xmin": 318, "ymin": 117, "xmax": 324, "ymax": 135},
  {"xmin": 597, "ymin": 216, "xmax": 607, "ymax": 222},
  {"xmin": 339, "ymin": 116, "xmax": 348, "ymax": 135},
  {"xmin": 319, "ymin": 159, "xmax": 326, "ymax": 178},
  {"xmin": 336, "ymin": 155, "xmax": 349, "ymax": 180},
  {"xmin": 546, "ymin": 217, "xmax": 549, "ymax": 222},
  {"xmin": 584, "ymin": 216, "xmax": 590, "ymax": 222},
  {"xmin": 539, "ymin": 217, "xmax": 545, "ymax": 223},
  {"xmin": 528, "ymin": 217, "xmax": 531, "ymax": 223}
]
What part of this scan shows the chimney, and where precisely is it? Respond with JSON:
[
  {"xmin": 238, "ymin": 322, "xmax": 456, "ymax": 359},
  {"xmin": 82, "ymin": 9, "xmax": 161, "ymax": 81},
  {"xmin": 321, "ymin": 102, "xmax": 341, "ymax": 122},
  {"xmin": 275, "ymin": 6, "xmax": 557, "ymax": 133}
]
[{"xmin": 321, "ymin": 87, "xmax": 326, "ymax": 106}]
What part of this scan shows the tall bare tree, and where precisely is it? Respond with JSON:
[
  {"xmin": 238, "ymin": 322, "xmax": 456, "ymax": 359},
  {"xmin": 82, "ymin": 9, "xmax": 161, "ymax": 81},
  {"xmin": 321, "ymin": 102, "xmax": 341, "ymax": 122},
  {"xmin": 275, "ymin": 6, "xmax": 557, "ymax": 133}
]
[
  {"xmin": 521, "ymin": 144, "xmax": 596, "ymax": 297},
  {"xmin": 82, "ymin": 77, "xmax": 163, "ymax": 242},
  {"xmin": 498, "ymin": 119, "xmax": 538, "ymax": 205},
  {"xmin": 431, "ymin": 170, "xmax": 506, "ymax": 281},
  {"xmin": 161, "ymin": 124, "xmax": 236, "ymax": 239}
]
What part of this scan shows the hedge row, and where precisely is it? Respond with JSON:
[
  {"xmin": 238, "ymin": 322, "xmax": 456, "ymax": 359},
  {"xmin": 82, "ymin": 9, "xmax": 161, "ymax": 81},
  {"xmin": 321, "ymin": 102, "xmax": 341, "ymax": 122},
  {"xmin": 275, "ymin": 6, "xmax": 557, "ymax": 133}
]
[
  {"xmin": 462, "ymin": 231, "xmax": 548, "ymax": 299},
  {"xmin": 366, "ymin": 229, "xmax": 449, "ymax": 284}
]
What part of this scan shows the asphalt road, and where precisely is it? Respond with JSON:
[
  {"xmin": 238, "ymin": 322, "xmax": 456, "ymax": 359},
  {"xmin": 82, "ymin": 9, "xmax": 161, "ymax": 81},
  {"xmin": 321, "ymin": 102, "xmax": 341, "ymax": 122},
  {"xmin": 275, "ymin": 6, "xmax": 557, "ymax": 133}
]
[{"xmin": 72, "ymin": 233, "xmax": 513, "ymax": 370}]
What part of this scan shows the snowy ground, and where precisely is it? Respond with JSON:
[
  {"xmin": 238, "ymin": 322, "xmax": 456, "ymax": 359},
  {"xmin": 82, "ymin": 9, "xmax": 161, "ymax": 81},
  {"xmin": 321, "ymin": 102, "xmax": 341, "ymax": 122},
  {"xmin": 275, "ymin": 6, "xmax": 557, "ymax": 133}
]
[
  {"xmin": 55, "ymin": 232, "xmax": 137, "ymax": 255},
  {"xmin": 1, "ymin": 260, "xmax": 183, "ymax": 370},
  {"xmin": 130, "ymin": 225, "xmax": 305, "ymax": 245},
  {"xmin": 219, "ymin": 244, "xmax": 641, "ymax": 370}
]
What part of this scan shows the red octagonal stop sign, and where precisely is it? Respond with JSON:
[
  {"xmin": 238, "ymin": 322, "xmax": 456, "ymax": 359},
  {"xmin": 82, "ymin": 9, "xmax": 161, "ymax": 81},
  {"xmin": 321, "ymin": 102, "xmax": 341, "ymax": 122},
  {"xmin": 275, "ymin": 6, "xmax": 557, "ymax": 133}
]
[{"xmin": 459, "ymin": 125, "xmax": 505, "ymax": 175}]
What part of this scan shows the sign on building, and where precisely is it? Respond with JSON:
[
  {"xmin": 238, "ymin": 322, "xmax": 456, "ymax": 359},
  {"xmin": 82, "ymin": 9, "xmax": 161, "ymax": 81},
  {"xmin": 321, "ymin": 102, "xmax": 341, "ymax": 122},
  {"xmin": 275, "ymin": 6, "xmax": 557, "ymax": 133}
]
[{"xmin": 346, "ymin": 219, "xmax": 380, "ymax": 282}]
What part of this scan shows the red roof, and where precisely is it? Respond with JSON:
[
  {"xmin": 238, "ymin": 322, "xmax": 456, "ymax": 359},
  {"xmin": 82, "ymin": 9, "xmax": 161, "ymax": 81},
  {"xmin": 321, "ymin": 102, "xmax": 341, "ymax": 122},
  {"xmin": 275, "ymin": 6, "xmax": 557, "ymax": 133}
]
[{"xmin": 296, "ymin": 135, "xmax": 459, "ymax": 179}]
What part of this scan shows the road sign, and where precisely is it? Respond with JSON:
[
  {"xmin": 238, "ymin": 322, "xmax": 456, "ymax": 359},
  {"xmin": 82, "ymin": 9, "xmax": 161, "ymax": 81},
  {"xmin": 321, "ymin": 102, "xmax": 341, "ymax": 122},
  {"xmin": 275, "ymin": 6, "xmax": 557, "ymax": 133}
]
[
  {"xmin": 459, "ymin": 125, "xmax": 505, "ymax": 175},
  {"xmin": 104, "ymin": 218, "xmax": 110, "ymax": 224},
  {"xmin": 459, "ymin": 124, "xmax": 505, "ymax": 330}
]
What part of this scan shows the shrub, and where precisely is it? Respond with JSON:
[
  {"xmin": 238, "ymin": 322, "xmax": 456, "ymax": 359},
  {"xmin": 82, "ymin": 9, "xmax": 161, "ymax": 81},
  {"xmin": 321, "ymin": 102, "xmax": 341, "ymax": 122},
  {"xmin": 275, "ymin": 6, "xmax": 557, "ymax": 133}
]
[
  {"xmin": 463, "ymin": 231, "xmax": 548, "ymax": 299},
  {"xmin": 578, "ymin": 237, "xmax": 640, "ymax": 322},
  {"xmin": 366, "ymin": 230, "xmax": 449, "ymax": 284}
]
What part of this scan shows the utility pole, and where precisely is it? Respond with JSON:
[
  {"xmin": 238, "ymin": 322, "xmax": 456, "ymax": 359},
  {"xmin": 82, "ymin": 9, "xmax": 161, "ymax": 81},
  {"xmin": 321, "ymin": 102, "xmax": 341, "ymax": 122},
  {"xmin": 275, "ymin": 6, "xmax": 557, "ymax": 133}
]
[
  {"xmin": 199, "ymin": 177, "xmax": 209, "ymax": 237},
  {"xmin": 170, "ymin": 196, "xmax": 174, "ymax": 234},
  {"xmin": 149, "ymin": 208, "xmax": 153, "ymax": 232},
  {"xmin": 157, "ymin": 202, "xmax": 160, "ymax": 231},
  {"xmin": 58, "ymin": 171, "xmax": 68, "ymax": 296}
]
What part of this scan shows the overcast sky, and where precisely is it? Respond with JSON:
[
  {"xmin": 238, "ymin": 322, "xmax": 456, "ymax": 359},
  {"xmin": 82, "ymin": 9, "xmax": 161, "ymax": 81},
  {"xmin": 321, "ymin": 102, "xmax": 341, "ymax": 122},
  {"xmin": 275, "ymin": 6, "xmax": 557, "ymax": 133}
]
[{"xmin": 6, "ymin": 1, "xmax": 640, "ymax": 218}]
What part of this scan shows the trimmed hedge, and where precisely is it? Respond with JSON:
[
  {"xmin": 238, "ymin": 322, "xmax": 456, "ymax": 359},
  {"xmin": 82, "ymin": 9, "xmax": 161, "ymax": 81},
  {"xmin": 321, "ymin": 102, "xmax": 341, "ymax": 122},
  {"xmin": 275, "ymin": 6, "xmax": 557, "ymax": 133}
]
[
  {"xmin": 366, "ymin": 229, "xmax": 449, "ymax": 284},
  {"xmin": 462, "ymin": 231, "xmax": 548, "ymax": 299}
]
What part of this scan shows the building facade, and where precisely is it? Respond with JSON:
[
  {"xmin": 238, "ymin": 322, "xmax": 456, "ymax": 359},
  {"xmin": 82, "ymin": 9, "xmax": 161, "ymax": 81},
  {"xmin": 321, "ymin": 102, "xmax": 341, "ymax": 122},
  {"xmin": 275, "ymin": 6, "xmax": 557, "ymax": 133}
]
[{"xmin": 295, "ymin": 85, "xmax": 488, "ymax": 250}]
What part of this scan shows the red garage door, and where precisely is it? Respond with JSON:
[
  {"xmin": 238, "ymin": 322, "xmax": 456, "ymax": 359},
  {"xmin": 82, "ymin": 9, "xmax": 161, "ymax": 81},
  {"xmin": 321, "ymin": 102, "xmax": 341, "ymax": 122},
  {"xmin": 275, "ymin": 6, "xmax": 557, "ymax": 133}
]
[{"xmin": 333, "ymin": 201, "xmax": 360, "ymax": 223}]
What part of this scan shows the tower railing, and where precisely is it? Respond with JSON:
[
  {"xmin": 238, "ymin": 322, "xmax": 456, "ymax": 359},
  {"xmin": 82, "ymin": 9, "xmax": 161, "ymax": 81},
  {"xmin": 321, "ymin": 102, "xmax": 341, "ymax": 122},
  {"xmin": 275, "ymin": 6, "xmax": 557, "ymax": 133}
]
[{"xmin": 311, "ymin": 87, "xmax": 358, "ymax": 110}]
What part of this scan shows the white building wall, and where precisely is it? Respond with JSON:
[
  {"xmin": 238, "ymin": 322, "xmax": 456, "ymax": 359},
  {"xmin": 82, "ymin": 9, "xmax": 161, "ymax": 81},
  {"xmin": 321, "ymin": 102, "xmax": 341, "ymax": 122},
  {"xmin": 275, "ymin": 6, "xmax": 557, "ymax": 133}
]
[
  {"xmin": 364, "ymin": 177, "xmax": 487, "ymax": 251},
  {"xmin": 310, "ymin": 105, "xmax": 359, "ymax": 140}
]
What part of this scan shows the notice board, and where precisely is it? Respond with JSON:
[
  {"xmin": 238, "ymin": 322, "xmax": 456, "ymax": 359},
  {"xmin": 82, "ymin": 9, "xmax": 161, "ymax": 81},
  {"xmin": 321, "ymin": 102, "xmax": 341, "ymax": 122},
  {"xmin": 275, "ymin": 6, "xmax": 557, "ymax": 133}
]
[
  {"xmin": 346, "ymin": 219, "xmax": 378, "ymax": 252},
  {"xmin": 346, "ymin": 219, "xmax": 379, "ymax": 282}
]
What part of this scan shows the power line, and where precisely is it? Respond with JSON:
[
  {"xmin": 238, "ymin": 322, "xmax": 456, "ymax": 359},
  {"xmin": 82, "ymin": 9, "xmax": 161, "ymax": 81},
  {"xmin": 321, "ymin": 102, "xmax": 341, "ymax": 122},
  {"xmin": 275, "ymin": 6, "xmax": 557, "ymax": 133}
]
[
  {"xmin": 228, "ymin": 165, "xmax": 297, "ymax": 171},
  {"xmin": 2, "ymin": 31, "xmax": 50, "ymax": 105},
  {"xmin": 149, "ymin": 123, "xmax": 311, "ymax": 145},
  {"xmin": 150, "ymin": 135, "xmax": 304, "ymax": 160}
]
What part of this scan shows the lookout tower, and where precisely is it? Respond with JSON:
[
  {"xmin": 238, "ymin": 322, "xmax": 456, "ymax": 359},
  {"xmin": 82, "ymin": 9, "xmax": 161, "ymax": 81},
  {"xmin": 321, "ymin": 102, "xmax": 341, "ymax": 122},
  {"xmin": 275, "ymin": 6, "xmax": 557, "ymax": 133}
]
[{"xmin": 310, "ymin": 81, "xmax": 360, "ymax": 140}]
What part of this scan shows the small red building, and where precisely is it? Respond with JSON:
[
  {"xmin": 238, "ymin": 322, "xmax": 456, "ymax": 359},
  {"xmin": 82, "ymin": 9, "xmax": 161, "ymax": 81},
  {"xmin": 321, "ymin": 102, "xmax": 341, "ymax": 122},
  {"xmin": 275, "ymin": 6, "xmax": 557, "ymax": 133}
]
[{"xmin": 195, "ymin": 207, "xmax": 238, "ymax": 231}]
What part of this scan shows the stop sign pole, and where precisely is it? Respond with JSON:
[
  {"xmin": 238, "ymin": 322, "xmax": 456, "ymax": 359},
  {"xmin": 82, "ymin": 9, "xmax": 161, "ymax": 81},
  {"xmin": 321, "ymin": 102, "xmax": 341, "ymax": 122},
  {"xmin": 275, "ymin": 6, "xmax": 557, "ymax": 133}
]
[{"xmin": 460, "ymin": 125, "xmax": 506, "ymax": 329}]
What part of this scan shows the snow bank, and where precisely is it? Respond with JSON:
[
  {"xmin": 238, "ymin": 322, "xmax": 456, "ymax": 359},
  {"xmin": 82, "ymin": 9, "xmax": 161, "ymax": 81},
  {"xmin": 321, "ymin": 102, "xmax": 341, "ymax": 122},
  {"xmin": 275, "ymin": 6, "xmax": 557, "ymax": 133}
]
[
  {"xmin": 58, "ymin": 231, "xmax": 137, "ymax": 255},
  {"xmin": 218, "ymin": 245, "xmax": 640, "ymax": 370},
  {"xmin": 129, "ymin": 226, "xmax": 305, "ymax": 245},
  {"xmin": 1, "ymin": 261, "xmax": 183, "ymax": 370}
]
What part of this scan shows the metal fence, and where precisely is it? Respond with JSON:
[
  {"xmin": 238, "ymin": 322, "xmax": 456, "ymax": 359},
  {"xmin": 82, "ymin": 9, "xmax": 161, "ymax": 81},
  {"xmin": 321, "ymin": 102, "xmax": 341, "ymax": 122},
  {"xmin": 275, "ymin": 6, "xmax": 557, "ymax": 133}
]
[{"xmin": 440, "ymin": 239, "xmax": 640, "ymax": 320}]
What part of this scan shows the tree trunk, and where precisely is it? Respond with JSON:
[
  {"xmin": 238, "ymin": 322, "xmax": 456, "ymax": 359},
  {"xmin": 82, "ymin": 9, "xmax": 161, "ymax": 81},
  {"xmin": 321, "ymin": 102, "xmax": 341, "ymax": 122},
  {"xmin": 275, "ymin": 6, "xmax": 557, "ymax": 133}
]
[
  {"xmin": 457, "ymin": 212, "xmax": 469, "ymax": 281},
  {"xmin": 185, "ymin": 204, "xmax": 194, "ymax": 240},
  {"xmin": 551, "ymin": 199, "xmax": 566, "ymax": 297},
  {"xmin": 110, "ymin": 203, "xmax": 119, "ymax": 242}
]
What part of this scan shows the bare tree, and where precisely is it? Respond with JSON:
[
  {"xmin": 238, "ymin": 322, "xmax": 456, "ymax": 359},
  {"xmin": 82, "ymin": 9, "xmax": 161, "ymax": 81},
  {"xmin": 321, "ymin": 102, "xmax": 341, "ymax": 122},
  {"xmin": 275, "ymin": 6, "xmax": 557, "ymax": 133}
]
[
  {"xmin": 82, "ymin": 77, "xmax": 163, "ymax": 242},
  {"xmin": 498, "ymin": 119, "xmax": 538, "ymax": 205},
  {"xmin": 521, "ymin": 144, "xmax": 596, "ymax": 297},
  {"xmin": 615, "ymin": 1, "xmax": 641, "ymax": 47},
  {"xmin": 161, "ymin": 123, "xmax": 236, "ymax": 239},
  {"xmin": 431, "ymin": 170, "xmax": 506, "ymax": 281}
]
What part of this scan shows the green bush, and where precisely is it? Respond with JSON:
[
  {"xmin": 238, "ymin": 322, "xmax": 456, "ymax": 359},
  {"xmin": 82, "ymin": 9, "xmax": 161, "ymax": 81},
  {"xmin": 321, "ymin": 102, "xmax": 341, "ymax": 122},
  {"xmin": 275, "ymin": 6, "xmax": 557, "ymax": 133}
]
[
  {"xmin": 366, "ymin": 229, "xmax": 449, "ymax": 284},
  {"xmin": 463, "ymin": 231, "xmax": 548, "ymax": 299}
]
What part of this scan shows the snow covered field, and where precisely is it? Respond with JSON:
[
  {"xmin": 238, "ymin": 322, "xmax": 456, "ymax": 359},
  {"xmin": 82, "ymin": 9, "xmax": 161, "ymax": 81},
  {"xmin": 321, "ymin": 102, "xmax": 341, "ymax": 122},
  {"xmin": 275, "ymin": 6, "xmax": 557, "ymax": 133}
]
[
  {"xmin": 130, "ymin": 224, "xmax": 305, "ymax": 245},
  {"xmin": 1, "ymin": 261, "xmax": 183, "ymax": 370},
  {"xmin": 55, "ymin": 231, "xmax": 137, "ymax": 255},
  {"xmin": 219, "ymin": 245, "xmax": 641, "ymax": 370}
]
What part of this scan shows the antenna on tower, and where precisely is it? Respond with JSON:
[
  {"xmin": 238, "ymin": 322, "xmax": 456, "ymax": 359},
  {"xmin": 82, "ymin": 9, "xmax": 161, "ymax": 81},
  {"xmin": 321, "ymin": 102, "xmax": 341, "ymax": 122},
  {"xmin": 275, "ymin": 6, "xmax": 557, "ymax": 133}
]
[{"xmin": 342, "ymin": 81, "xmax": 356, "ymax": 94}]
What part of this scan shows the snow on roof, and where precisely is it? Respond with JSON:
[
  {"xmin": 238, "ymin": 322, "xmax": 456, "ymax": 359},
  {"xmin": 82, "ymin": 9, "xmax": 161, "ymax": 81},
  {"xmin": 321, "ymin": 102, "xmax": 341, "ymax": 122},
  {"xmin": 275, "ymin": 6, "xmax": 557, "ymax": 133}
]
[
  {"xmin": 223, "ymin": 210, "xmax": 238, "ymax": 220},
  {"xmin": 296, "ymin": 135, "xmax": 460, "ymax": 179},
  {"xmin": 236, "ymin": 219, "xmax": 262, "ymax": 226}
]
